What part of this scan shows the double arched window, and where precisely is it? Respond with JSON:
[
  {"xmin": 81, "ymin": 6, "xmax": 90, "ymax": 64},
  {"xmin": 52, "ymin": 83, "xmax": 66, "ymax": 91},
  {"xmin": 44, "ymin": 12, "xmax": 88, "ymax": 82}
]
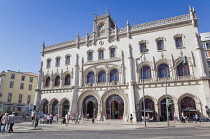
[
  {"xmin": 98, "ymin": 70, "xmax": 106, "ymax": 83},
  {"xmin": 141, "ymin": 66, "xmax": 151, "ymax": 79},
  {"xmin": 64, "ymin": 74, "xmax": 71, "ymax": 85},
  {"xmin": 110, "ymin": 69, "xmax": 119, "ymax": 82},
  {"xmin": 54, "ymin": 76, "xmax": 60, "ymax": 86},
  {"xmin": 177, "ymin": 63, "xmax": 190, "ymax": 76},
  {"xmin": 87, "ymin": 72, "xmax": 95, "ymax": 83},
  {"xmin": 158, "ymin": 64, "xmax": 169, "ymax": 78}
]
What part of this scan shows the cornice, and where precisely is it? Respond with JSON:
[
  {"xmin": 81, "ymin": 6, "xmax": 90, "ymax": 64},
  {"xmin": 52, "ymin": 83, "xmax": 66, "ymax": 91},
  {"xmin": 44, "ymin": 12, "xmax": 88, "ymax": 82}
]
[{"xmin": 44, "ymin": 14, "xmax": 192, "ymax": 53}]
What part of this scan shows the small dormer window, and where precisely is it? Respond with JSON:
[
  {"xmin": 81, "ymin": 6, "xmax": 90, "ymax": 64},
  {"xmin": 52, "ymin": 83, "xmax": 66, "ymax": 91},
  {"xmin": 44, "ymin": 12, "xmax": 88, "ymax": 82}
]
[{"xmin": 99, "ymin": 24, "xmax": 105, "ymax": 31}]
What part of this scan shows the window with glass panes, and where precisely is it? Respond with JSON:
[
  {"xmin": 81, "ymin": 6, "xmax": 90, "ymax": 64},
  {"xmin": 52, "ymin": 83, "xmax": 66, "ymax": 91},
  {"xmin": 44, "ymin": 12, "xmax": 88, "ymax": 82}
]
[
  {"xmin": 175, "ymin": 37, "xmax": 183, "ymax": 48},
  {"xmin": 157, "ymin": 40, "xmax": 164, "ymax": 50}
]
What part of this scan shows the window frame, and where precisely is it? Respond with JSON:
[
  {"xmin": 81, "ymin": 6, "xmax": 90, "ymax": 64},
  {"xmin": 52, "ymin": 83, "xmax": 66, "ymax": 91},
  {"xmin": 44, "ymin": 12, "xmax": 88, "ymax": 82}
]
[{"xmin": 20, "ymin": 83, "xmax": 24, "ymax": 90}]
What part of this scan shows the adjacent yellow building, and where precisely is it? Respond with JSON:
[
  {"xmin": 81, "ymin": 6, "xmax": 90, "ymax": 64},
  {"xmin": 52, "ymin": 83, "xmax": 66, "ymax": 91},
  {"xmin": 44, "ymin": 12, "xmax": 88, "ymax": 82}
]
[{"xmin": 0, "ymin": 70, "xmax": 38, "ymax": 114}]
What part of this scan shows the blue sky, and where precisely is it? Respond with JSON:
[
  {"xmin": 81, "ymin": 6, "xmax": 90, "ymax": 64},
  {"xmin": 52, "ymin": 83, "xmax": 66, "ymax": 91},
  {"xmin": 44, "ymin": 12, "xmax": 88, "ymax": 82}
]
[{"xmin": 0, "ymin": 0, "xmax": 210, "ymax": 74}]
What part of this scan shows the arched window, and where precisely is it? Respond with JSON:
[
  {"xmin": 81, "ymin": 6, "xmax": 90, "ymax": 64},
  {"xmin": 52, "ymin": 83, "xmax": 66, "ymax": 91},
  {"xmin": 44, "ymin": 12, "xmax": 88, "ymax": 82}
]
[
  {"xmin": 99, "ymin": 50, "xmax": 104, "ymax": 59},
  {"xmin": 45, "ymin": 77, "xmax": 50, "ymax": 87},
  {"xmin": 64, "ymin": 74, "xmax": 71, "ymax": 85},
  {"xmin": 158, "ymin": 64, "xmax": 169, "ymax": 78},
  {"xmin": 98, "ymin": 70, "xmax": 106, "ymax": 83},
  {"xmin": 54, "ymin": 76, "xmax": 60, "ymax": 86},
  {"xmin": 141, "ymin": 66, "xmax": 151, "ymax": 79},
  {"xmin": 177, "ymin": 63, "xmax": 190, "ymax": 76},
  {"xmin": 110, "ymin": 69, "xmax": 119, "ymax": 82},
  {"xmin": 110, "ymin": 48, "xmax": 116, "ymax": 57},
  {"xmin": 87, "ymin": 72, "xmax": 94, "ymax": 83}
]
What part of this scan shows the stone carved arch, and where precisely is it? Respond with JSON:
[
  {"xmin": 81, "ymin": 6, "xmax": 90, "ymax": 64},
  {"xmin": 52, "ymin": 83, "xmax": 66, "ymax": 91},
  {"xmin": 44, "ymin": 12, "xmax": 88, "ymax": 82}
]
[
  {"xmin": 49, "ymin": 98, "xmax": 59, "ymax": 105},
  {"xmin": 157, "ymin": 94, "xmax": 177, "ymax": 121},
  {"xmin": 178, "ymin": 93, "xmax": 201, "ymax": 112},
  {"xmin": 101, "ymin": 89, "xmax": 129, "ymax": 121},
  {"xmin": 40, "ymin": 98, "xmax": 49, "ymax": 105},
  {"xmin": 137, "ymin": 61, "xmax": 153, "ymax": 73},
  {"xmin": 156, "ymin": 59, "xmax": 172, "ymax": 68},
  {"xmin": 59, "ymin": 98, "xmax": 70, "ymax": 117},
  {"xmin": 78, "ymin": 90, "xmax": 101, "ymax": 119},
  {"xmin": 62, "ymin": 71, "xmax": 71, "ymax": 80},
  {"xmin": 139, "ymin": 95, "xmax": 157, "ymax": 112},
  {"xmin": 40, "ymin": 98, "xmax": 49, "ymax": 114}
]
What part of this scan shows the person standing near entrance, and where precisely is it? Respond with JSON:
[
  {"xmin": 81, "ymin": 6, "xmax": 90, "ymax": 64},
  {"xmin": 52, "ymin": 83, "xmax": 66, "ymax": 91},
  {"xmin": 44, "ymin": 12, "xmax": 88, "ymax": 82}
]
[
  {"xmin": 130, "ymin": 114, "xmax": 133, "ymax": 123},
  {"xmin": 8, "ymin": 112, "xmax": 15, "ymax": 133},
  {"xmin": 195, "ymin": 114, "xmax": 199, "ymax": 123}
]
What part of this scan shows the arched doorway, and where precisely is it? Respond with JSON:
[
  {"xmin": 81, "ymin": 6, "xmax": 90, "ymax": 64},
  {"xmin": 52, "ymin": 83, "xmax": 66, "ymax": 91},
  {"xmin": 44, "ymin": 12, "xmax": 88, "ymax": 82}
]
[
  {"xmin": 43, "ymin": 100, "xmax": 49, "ymax": 114},
  {"xmin": 52, "ymin": 100, "xmax": 59, "ymax": 115},
  {"xmin": 106, "ymin": 95, "xmax": 124, "ymax": 119},
  {"xmin": 181, "ymin": 96, "xmax": 197, "ymax": 120},
  {"xmin": 62, "ymin": 100, "xmax": 69, "ymax": 117},
  {"xmin": 83, "ymin": 96, "xmax": 98, "ymax": 118},
  {"xmin": 160, "ymin": 98, "xmax": 174, "ymax": 121},
  {"xmin": 140, "ymin": 98, "xmax": 155, "ymax": 120}
]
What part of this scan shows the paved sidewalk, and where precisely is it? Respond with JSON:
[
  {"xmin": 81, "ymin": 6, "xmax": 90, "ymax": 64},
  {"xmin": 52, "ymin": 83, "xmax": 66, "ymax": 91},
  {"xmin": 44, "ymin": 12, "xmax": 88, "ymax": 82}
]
[{"xmin": 12, "ymin": 119, "xmax": 210, "ymax": 132}]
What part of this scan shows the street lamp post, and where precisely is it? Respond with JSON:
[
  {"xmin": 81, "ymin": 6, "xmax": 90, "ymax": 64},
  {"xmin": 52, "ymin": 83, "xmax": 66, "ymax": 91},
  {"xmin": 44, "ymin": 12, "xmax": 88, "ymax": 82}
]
[
  {"xmin": 135, "ymin": 49, "xmax": 149, "ymax": 127},
  {"xmin": 165, "ymin": 56, "xmax": 187, "ymax": 126}
]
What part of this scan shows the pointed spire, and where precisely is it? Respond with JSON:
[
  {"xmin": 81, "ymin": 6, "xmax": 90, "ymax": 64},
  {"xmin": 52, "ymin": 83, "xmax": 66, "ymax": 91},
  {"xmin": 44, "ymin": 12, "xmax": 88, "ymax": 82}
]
[
  {"xmin": 189, "ymin": 5, "xmax": 192, "ymax": 11},
  {"xmin": 106, "ymin": 9, "xmax": 110, "ymax": 16},
  {"xmin": 42, "ymin": 42, "xmax": 45, "ymax": 48},
  {"xmin": 94, "ymin": 13, "xmax": 97, "ymax": 20},
  {"xmin": 86, "ymin": 31, "xmax": 89, "ymax": 36},
  {"xmin": 127, "ymin": 20, "xmax": 130, "ymax": 26},
  {"xmin": 192, "ymin": 6, "xmax": 195, "ymax": 12},
  {"xmin": 77, "ymin": 32, "xmax": 80, "ymax": 38}
]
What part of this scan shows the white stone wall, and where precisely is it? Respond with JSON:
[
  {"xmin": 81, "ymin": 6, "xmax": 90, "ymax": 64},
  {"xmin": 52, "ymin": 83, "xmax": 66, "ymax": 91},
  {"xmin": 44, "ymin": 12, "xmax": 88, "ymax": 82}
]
[{"xmin": 37, "ymin": 10, "xmax": 210, "ymax": 121}]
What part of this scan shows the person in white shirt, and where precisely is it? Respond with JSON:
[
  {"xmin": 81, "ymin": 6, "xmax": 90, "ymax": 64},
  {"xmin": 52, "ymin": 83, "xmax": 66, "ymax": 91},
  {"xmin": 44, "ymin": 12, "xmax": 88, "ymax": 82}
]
[{"xmin": 9, "ymin": 112, "xmax": 15, "ymax": 133}]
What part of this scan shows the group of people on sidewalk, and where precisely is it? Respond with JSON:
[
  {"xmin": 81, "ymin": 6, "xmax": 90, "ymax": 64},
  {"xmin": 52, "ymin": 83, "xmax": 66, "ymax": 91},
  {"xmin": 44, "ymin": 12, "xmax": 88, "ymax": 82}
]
[{"xmin": 0, "ymin": 112, "xmax": 15, "ymax": 134}]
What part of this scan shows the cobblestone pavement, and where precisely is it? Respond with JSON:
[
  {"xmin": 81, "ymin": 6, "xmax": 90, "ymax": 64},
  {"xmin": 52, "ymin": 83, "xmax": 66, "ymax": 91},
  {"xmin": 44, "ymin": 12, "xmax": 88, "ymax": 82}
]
[{"xmin": 1, "ymin": 120, "xmax": 210, "ymax": 139}]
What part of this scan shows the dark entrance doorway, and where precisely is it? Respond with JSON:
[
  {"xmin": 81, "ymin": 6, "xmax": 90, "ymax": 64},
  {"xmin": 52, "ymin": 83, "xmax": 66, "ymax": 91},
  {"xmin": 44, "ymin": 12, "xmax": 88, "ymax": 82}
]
[
  {"xmin": 160, "ymin": 98, "xmax": 174, "ymax": 121},
  {"xmin": 83, "ymin": 96, "xmax": 98, "ymax": 118},
  {"xmin": 87, "ymin": 101, "xmax": 94, "ymax": 118},
  {"xmin": 62, "ymin": 100, "xmax": 69, "ymax": 117},
  {"xmin": 43, "ymin": 100, "xmax": 49, "ymax": 114},
  {"xmin": 111, "ymin": 101, "xmax": 119, "ymax": 119},
  {"xmin": 106, "ymin": 95, "xmax": 124, "ymax": 119}
]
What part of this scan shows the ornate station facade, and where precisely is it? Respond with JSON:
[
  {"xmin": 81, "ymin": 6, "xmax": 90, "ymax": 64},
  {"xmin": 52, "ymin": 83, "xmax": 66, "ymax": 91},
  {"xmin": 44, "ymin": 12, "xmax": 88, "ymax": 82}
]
[{"xmin": 35, "ymin": 7, "xmax": 210, "ymax": 122}]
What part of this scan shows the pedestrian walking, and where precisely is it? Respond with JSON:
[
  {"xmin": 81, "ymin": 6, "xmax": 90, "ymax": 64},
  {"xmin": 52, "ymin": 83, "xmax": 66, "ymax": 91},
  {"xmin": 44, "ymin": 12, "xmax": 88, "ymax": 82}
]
[
  {"xmin": 174, "ymin": 113, "xmax": 177, "ymax": 123},
  {"xmin": 46, "ymin": 114, "xmax": 50, "ymax": 124},
  {"xmin": 30, "ymin": 115, "xmax": 35, "ymax": 127},
  {"xmin": 130, "ymin": 114, "xmax": 133, "ymax": 123},
  {"xmin": 8, "ymin": 112, "xmax": 15, "ymax": 133},
  {"xmin": 65, "ymin": 114, "xmax": 69, "ymax": 126},
  {"xmin": 78, "ymin": 114, "xmax": 82, "ymax": 123},
  {"xmin": 75, "ymin": 114, "xmax": 79, "ymax": 124},
  {"xmin": 181, "ymin": 112, "xmax": 185, "ymax": 123},
  {"xmin": 195, "ymin": 114, "xmax": 199, "ymax": 123},
  {"xmin": 1, "ymin": 113, "xmax": 9, "ymax": 134},
  {"xmin": 56, "ymin": 114, "xmax": 59, "ymax": 124},
  {"xmin": 49, "ymin": 113, "xmax": 53, "ymax": 124}
]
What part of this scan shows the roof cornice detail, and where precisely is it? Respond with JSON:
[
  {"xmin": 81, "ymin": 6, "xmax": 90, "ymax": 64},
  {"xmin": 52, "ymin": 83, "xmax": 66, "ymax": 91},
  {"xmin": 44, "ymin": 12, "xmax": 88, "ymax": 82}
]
[{"xmin": 44, "ymin": 14, "xmax": 192, "ymax": 53}]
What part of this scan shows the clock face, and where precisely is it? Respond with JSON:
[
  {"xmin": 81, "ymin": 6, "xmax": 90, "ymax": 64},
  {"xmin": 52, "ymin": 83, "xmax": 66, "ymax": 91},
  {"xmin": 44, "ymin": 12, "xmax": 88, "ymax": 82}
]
[{"xmin": 99, "ymin": 24, "xmax": 104, "ymax": 31}]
